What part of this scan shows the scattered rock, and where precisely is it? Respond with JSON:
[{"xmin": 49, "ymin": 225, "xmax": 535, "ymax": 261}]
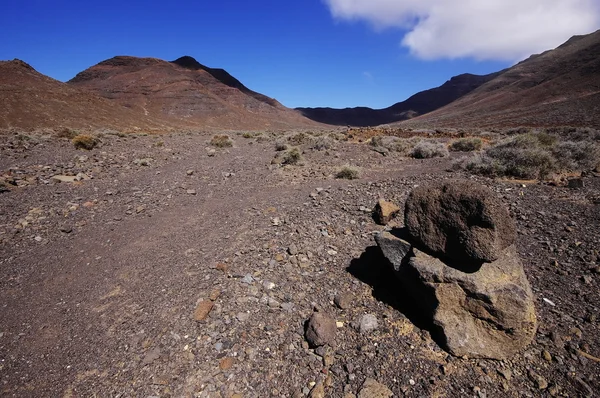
[
  {"xmin": 358, "ymin": 314, "xmax": 378, "ymax": 334},
  {"xmin": 373, "ymin": 199, "xmax": 400, "ymax": 225},
  {"xmin": 567, "ymin": 178, "xmax": 584, "ymax": 189},
  {"xmin": 404, "ymin": 180, "xmax": 516, "ymax": 264},
  {"xmin": 186, "ymin": 189, "xmax": 197, "ymax": 195},
  {"xmin": 51, "ymin": 175, "xmax": 77, "ymax": 183},
  {"xmin": 308, "ymin": 381, "xmax": 325, "ymax": 398},
  {"xmin": 334, "ymin": 293, "xmax": 352, "ymax": 310},
  {"xmin": 219, "ymin": 357, "xmax": 235, "ymax": 371},
  {"xmin": 357, "ymin": 378, "xmax": 393, "ymax": 398},
  {"xmin": 528, "ymin": 370, "xmax": 548, "ymax": 389},
  {"xmin": 193, "ymin": 301, "xmax": 214, "ymax": 321},
  {"xmin": 305, "ymin": 312, "xmax": 336, "ymax": 348}
]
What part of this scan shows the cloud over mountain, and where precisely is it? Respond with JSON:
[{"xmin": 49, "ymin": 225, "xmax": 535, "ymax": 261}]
[{"xmin": 324, "ymin": 0, "xmax": 600, "ymax": 60}]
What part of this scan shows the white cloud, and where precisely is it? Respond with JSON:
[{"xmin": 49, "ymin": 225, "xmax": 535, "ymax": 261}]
[{"xmin": 324, "ymin": 0, "xmax": 600, "ymax": 60}]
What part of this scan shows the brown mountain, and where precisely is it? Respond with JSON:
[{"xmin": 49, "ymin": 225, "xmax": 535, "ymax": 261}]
[
  {"xmin": 68, "ymin": 56, "xmax": 318, "ymax": 130},
  {"xmin": 400, "ymin": 29, "xmax": 600, "ymax": 128},
  {"xmin": 296, "ymin": 72, "xmax": 500, "ymax": 127},
  {"xmin": 0, "ymin": 59, "xmax": 166, "ymax": 130}
]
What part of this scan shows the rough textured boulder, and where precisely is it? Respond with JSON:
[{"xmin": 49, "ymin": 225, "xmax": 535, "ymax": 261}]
[
  {"xmin": 375, "ymin": 230, "xmax": 536, "ymax": 359},
  {"xmin": 305, "ymin": 312, "xmax": 336, "ymax": 347},
  {"xmin": 404, "ymin": 181, "xmax": 516, "ymax": 264}
]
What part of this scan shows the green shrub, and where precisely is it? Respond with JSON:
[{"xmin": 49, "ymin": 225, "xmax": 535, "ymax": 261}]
[
  {"xmin": 410, "ymin": 141, "xmax": 449, "ymax": 159},
  {"xmin": 210, "ymin": 134, "xmax": 233, "ymax": 148},
  {"xmin": 72, "ymin": 134, "xmax": 98, "ymax": 150},
  {"xmin": 449, "ymin": 137, "xmax": 483, "ymax": 152},
  {"xmin": 335, "ymin": 166, "xmax": 360, "ymax": 180}
]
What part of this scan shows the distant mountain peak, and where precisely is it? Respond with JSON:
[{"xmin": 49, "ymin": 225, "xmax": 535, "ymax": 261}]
[{"xmin": 171, "ymin": 56, "xmax": 203, "ymax": 70}]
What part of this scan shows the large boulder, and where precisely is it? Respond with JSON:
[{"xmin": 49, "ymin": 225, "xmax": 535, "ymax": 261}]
[
  {"xmin": 404, "ymin": 181, "xmax": 516, "ymax": 264},
  {"xmin": 375, "ymin": 229, "xmax": 536, "ymax": 359}
]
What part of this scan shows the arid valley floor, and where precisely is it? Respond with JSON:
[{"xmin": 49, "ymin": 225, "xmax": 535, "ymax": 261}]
[{"xmin": 1, "ymin": 129, "xmax": 599, "ymax": 397}]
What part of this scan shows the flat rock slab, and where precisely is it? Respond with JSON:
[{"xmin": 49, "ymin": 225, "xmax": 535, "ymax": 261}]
[{"xmin": 404, "ymin": 180, "xmax": 516, "ymax": 264}]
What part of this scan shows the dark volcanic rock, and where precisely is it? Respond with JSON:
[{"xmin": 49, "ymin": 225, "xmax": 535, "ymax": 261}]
[{"xmin": 404, "ymin": 180, "xmax": 516, "ymax": 264}]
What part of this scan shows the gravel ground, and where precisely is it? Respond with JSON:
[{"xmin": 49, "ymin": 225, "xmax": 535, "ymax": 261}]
[{"xmin": 0, "ymin": 130, "xmax": 598, "ymax": 397}]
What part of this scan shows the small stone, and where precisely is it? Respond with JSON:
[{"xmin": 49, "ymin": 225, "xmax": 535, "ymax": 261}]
[
  {"xmin": 215, "ymin": 262, "xmax": 228, "ymax": 273},
  {"xmin": 357, "ymin": 378, "xmax": 393, "ymax": 398},
  {"xmin": 186, "ymin": 189, "xmax": 197, "ymax": 195},
  {"xmin": 373, "ymin": 199, "xmax": 400, "ymax": 225},
  {"xmin": 336, "ymin": 321, "xmax": 344, "ymax": 328},
  {"xmin": 542, "ymin": 350, "xmax": 552, "ymax": 362},
  {"xmin": 236, "ymin": 312, "xmax": 250, "ymax": 322},
  {"xmin": 263, "ymin": 281, "xmax": 275, "ymax": 290},
  {"xmin": 498, "ymin": 368, "xmax": 512, "ymax": 381},
  {"xmin": 186, "ymin": 170, "xmax": 194, "ymax": 176},
  {"xmin": 308, "ymin": 381, "xmax": 325, "ymax": 398},
  {"xmin": 358, "ymin": 314, "xmax": 378, "ymax": 333},
  {"xmin": 334, "ymin": 293, "xmax": 352, "ymax": 309},
  {"xmin": 528, "ymin": 370, "xmax": 548, "ymax": 389},
  {"xmin": 241, "ymin": 274, "xmax": 254, "ymax": 284},
  {"xmin": 219, "ymin": 357, "xmax": 235, "ymax": 370},
  {"xmin": 305, "ymin": 312, "xmax": 336, "ymax": 347},
  {"xmin": 60, "ymin": 226, "xmax": 73, "ymax": 234},
  {"xmin": 288, "ymin": 244, "xmax": 299, "ymax": 255},
  {"xmin": 193, "ymin": 301, "xmax": 214, "ymax": 321}
]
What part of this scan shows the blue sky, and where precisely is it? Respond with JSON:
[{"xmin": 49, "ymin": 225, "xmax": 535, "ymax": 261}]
[{"xmin": 2, "ymin": 0, "xmax": 599, "ymax": 109}]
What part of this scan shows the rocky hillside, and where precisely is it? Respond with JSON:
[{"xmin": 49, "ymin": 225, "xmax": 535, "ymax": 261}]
[
  {"xmin": 297, "ymin": 72, "xmax": 499, "ymax": 127},
  {"xmin": 401, "ymin": 29, "xmax": 600, "ymax": 128},
  {"xmin": 69, "ymin": 56, "xmax": 319, "ymax": 130},
  {"xmin": 0, "ymin": 60, "xmax": 166, "ymax": 131}
]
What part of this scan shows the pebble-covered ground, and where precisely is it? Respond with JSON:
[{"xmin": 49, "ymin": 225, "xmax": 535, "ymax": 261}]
[{"xmin": 0, "ymin": 130, "xmax": 598, "ymax": 397}]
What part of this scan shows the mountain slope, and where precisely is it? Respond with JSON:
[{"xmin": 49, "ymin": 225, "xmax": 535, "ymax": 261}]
[
  {"xmin": 0, "ymin": 60, "xmax": 165, "ymax": 130},
  {"xmin": 400, "ymin": 29, "xmax": 600, "ymax": 128},
  {"xmin": 297, "ymin": 72, "xmax": 499, "ymax": 127},
  {"xmin": 69, "ymin": 56, "xmax": 318, "ymax": 130}
]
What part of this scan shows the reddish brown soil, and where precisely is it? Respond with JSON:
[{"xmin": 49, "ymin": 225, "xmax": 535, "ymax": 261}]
[
  {"xmin": 400, "ymin": 30, "xmax": 600, "ymax": 129},
  {"xmin": 1, "ymin": 130, "xmax": 598, "ymax": 397}
]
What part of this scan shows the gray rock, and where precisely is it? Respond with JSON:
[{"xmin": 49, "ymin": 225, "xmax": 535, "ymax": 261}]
[
  {"xmin": 376, "ymin": 229, "xmax": 536, "ymax": 359},
  {"xmin": 305, "ymin": 312, "xmax": 336, "ymax": 347},
  {"xmin": 334, "ymin": 293, "xmax": 352, "ymax": 310},
  {"xmin": 358, "ymin": 314, "xmax": 378, "ymax": 334},
  {"xmin": 404, "ymin": 180, "xmax": 516, "ymax": 264}
]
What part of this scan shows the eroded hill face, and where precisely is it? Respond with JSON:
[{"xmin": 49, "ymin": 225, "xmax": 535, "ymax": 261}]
[
  {"xmin": 401, "ymin": 29, "xmax": 600, "ymax": 128},
  {"xmin": 0, "ymin": 59, "xmax": 166, "ymax": 131},
  {"xmin": 68, "ymin": 56, "xmax": 318, "ymax": 130}
]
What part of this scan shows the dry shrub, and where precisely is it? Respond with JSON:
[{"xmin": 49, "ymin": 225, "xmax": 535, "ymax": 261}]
[
  {"xmin": 281, "ymin": 147, "xmax": 302, "ymax": 165},
  {"xmin": 335, "ymin": 165, "xmax": 360, "ymax": 180},
  {"xmin": 370, "ymin": 135, "xmax": 421, "ymax": 156},
  {"xmin": 311, "ymin": 135, "xmax": 334, "ymax": 151},
  {"xmin": 275, "ymin": 139, "xmax": 288, "ymax": 151},
  {"xmin": 288, "ymin": 132, "xmax": 311, "ymax": 146},
  {"xmin": 72, "ymin": 134, "xmax": 98, "ymax": 150},
  {"xmin": 210, "ymin": 134, "xmax": 233, "ymax": 148},
  {"xmin": 56, "ymin": 128, "xmax": 79, "ymax": 139},
  {"xmin": 449, "ymin": 137, "xmax": 483, "ymax": 152},
  {"xmin": 458, "ymin": 132, "xmax": 600, "ymax": 180},
  {"xmin": 410, "ymin": 140, "xmax": 449, "ymax": 159}
]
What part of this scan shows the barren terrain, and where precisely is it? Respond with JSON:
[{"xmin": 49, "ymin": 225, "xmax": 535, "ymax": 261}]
[{"xmin": 1, "ymin": 129, "xmax": 598, "ymax": 397}]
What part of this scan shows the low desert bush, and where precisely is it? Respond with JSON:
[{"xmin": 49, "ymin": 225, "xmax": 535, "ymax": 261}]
[
  {"xmin": 281, "ymin": 147, "xmax": 302, "ymax": 165},
  {"xmin": 370, "ymin": 135, "xmax": 421, "ymax": 156},
  {"xmin": 275, "ymin": 139, "xmax": 288, "ymax": 151},
  {"xmin": 210, "ymin": 134, "xmax": 233, "ymax": 148},
  {"xmin": 449, "ymin": 137, "xmax": 483, "ymax": 152},
  {"xmin": 288, "ymin": 132, "xmax": 311, "ymax": 146},
  {"xmin": 335, "ymin": 165, "xmax": 360, "ymax": 180},
  {"xmin": 311, "ymin": 135, "xmax": 334, "ymax": 151},
  {"xmin": 242, "ymin": 132, "xmax": 254, "ymax": 139},
  {"xmin": 72, "ymin": 134, "xmax": 98, "ymax": 150},
  {"xmin": 457, "ymin": 132, "xmax": 600, "ymax": 180},
  {"xmin": 56, "ymin": 128, "xmax": 79, "ymax": 139},
  {"xmin": 410, "ymin": 140, "xmax": 449, "ymax": 159}
]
